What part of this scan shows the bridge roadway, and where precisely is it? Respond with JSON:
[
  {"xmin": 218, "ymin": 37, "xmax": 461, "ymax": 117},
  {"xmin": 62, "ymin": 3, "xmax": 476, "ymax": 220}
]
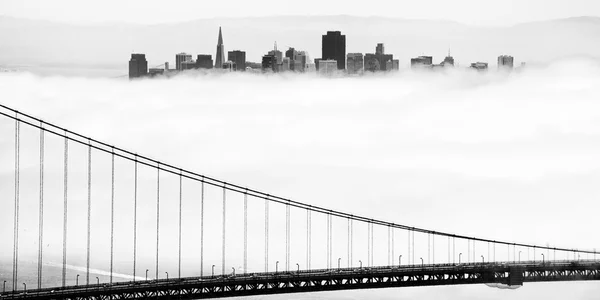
[{"xmin": 2, "ymin": 260, "xmax": 599, "ymax": 299}]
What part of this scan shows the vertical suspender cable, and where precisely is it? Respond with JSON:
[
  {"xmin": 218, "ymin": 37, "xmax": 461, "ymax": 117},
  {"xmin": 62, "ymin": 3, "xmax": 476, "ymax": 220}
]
[
  {"xmin": 327, "ymin": 213, "xmax": 330, "ymax": 269},
  {"xmin": 12, "ymin": 117, "xmax": 20, "ymax": 291},
  {"xmin": 412, "ymin": 229, "xmax": 415, "ymax": 265},
  {"xmin": 61, "ymin": 132, "xmax": 68, "ymax": 287},
  {"xmin": 286, "ymin": 201, "xmax": 290, "ymax": 271},
  {"xmin": 448, "ymin": 236, "xmax": 450, "ymax": 263},
  {"xmin": 367, "ymin": 222, "xmax": 371, "ymax": 267},
  {"xmin": 222, "ymin": 185, "xmax": 226, "ymax": 275},
  {"xmin": 155, "ymin": 164, "xmax": 160, "ymax": 280},
  {"xmin": 309, "ymin": 209, "xmax": 312, "ymax": 269},
  {"xmin": 306, "ymin": 209, "xmax": 310, "ymax": 270},
  {"xmin": 133, "ymin": 156, "xmax": 138, "ymax": 281},
  {"xmin": 347, "ymin": 218, "xmax": 350, "ymax": 268},
  {"xmin": 391, "ymin": 227, "xmax": 394, "ymax": 267},
  {"xmin": 200, "ymin": 178, "xmax": 205, "ymax": 277},
  {"xmin": 329, "ymin": 213, "xmax": 333, "ymax": 269},
  {"xmin": 110, "ymin": 148, "xmax": 115, "ymax": 284},
  {"xmin": 432, "ymin": 233, "xmax": 435, "ymax": 264},
  {"xmin": 387, "ymin": 226, "xmax": 392, "ymax": 266},
  {"xmin": 468, "ymin": 240, "xmax": 470, "ymax": 263},
  {"xmin": 264, "ymin": 197, "xmax": 269, "ymax": 272},
  {"xmin": 37, "ymin": 124, "xmax": 45, "ymax": 289},
  {"xmin": 371, "ymin": 221, "xmax": 374, "ymax": 266},
  {"xmin": 428, "ymin": 233, "xmax": 430, "ymax": 264},
  {"xmin": 348, "ymin": 220, "xmax": 354, "ymax": 268},
  {"xmin": 406, "ymin": 230, "xmax": 412, "ymax": 265},
  {"xmin": 85, "ymin": 139, "xmax": 92, "ymax": 285},
  {"xmin": 178, "ymin": 170, "xmax": 183, "ymax": 279},
  {"xmin": 453, "ymin": 238, "xmax": 457, "ymax": 264},
  {"xmin": 243, "ymin": 192, "xmax": 248, "ymax": 274}
]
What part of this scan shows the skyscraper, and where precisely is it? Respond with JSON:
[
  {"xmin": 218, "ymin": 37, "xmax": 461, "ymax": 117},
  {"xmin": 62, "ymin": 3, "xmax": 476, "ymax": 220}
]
[
  {"xmin": 228, "ymin": 50, "xmax": 246, "ymax": 71},
  {"xmin": 411, "ymin": 56, "xmax": 433, "ymax": 68},
  {"xmin": 215, "ymin": 27, "xmax": 225, "ymax": 69},
  {"xmin": 295, "ymin": 51, "xmax": 308, "ymax": 72},
  {"xmin": 196, "ymin": 55, "xmax": 214, "ymax": 69},
  {"xmin": 347, "ymin": 53, "xmax": 364, "ymax": 75},
  {"xmin": 128, "ymin": 53, "xmax": 148, "ymax": 79},
  {"xmin": 365, "ymin": 43, "xmax": 393, "ymax": 72},
  {"xmin": 262, "ymin": 55, "xmax": 277, "ymax": 72},
  {"xmin": 498, "ymin": 55, "xmax": 514, "ymax": 70},
  {"xmin": 376, "ymin": 43, "xmax": 384, "ymax": 55},
  {"xmin": 442, "ymin": 50, "xmax": 455, "ymax": 67},
  {"xmin": 176, "ymin": 53, "xmax": 193, "ymax": 71},
  {"xmin": 322, "ymin": 31, "xmax": 346, "ymax": 70},
  {"xmin": 318, "ymin": 60, "xmax": 338, "ymax": 75}
]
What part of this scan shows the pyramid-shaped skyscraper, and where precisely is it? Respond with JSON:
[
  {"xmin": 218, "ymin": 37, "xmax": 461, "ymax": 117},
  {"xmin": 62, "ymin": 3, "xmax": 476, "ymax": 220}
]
[{"xmin": 215, "ymin": 27, "xmax": 225, "ymax": 69}]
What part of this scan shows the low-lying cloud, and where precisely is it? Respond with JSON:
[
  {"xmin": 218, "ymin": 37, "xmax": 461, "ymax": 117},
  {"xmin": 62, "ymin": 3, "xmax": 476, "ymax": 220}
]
[{"xmin": 1, "ymin": 57, "xmax": 600, "ymax": 299}]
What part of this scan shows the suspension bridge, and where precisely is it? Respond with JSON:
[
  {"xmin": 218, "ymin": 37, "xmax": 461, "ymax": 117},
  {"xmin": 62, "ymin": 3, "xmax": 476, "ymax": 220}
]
[{"xmin": 0, "ymin": 103, "xmax": 598, "ymax": 299}]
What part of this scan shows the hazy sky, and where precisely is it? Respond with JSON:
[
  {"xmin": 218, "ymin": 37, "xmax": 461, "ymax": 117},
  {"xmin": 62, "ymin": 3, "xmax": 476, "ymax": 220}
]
[{"xmin": 1, "ymin": 0, "xmax": 599, "ymax": 25}]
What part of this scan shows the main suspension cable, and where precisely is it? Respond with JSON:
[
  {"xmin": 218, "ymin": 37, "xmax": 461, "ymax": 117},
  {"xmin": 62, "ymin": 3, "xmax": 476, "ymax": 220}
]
[{"xmin": 1, "ymin": 105, "xmax": 598, "ymax": 257}]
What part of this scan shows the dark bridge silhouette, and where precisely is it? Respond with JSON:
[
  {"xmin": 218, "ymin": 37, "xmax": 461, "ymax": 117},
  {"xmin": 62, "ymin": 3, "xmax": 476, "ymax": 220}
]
[
  {"xmin": 3, "ymin": 261, "xmax": 600, "ymax": 299},
  {"xmin": 0, "ymin": 103, "xmax": 598, "ymax": 299}
]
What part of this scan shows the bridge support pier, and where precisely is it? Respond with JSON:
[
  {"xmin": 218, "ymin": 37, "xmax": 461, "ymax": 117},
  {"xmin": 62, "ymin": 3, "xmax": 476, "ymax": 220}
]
[{"xmin": 508, "ymin": 267, "xmax": 524, "ymax": 286}]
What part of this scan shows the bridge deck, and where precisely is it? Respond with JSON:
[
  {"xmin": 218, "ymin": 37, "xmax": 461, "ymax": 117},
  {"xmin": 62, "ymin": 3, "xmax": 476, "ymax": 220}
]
[{"xmin": 2, "ymin": 260, "xmax": 599, "ymax": 299}]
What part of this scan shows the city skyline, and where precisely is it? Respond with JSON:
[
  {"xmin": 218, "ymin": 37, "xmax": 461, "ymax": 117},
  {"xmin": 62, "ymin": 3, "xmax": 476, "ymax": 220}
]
[{"xmin": 128, "ymin": 26, "xmax": 519, "ymax": 78}]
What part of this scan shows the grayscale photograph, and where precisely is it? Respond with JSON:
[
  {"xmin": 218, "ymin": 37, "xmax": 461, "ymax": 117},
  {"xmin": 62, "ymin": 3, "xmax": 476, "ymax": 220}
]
[{"xmin": 1, "ymin": 0, "xmax": 600, "ymax": 299}]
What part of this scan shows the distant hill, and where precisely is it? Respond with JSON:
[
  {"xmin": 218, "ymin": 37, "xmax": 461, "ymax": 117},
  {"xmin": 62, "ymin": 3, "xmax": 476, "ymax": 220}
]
[{"xmin": 0, "ymin": 15, "xmax": 599, "ymax": 74}]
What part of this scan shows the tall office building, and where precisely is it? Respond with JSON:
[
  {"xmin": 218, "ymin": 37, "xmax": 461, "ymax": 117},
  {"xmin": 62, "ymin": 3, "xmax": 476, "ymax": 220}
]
[
  {"xmin": 181, "ymin": 60, "xmax": 198, "ymax": 70},
  {"xmin": 318, "ymin": 60, "xmax": 338, "ymax": 75},
  {"xmin": 347, "ymin": 53, "xmax": 364, "ymax": 75},
  {"xmin": 376, "ymin": 43, "xmax": 384, "ymax": 55},
  {"xmin": 295, "ymin": 51, "xmax": 308, "ymax": 72},
  {"xmin": 268, "ymin": 43, "xmax": 283, "ymax": 64},
  {"xmin": 411, "ymin": 56, "xmax": 433, "ymax": 68},
  {"xmin": 197, "ymin": 55, "xmax": 213, "ymax": 69},
  {"xmin": 129, "ymin": 53, "xmax": 148, "ymax": 79},
  {"xmin": 442, "ymin": 52, "xmax": 455, "ymax": 67},
  {"xmin": 364, "ymin": 43, "xmax": 393, "ymax": 72},
  {"xmin": 215, "ymin": 27, "xmax": 225, "ymax": 68},
  {"xmin": 286, "ymin": 47, "xmax": 298, "ymax": 71},
  {"xmin": 222, "ymin": 61, "xmax": 236, "ymax": 71},
  {"xmin": 498, "ymin": 55, "xmax": 514, "ymax": 69},
  {"xmin": 322, "ymin": 31, "xmax": 346, "ymax": 70},
  {"xmin": 364, "ymin": 54, "xmax": 381, "ymax": 72},
  {"xmin": 228, "ymin": 50, "xmax": 246, "ymax": 71},
  {"xmin": 282, "ymin": 57, "xmax": 291, "ymax": 72},
  {"xmin": 285, "ymin": 47, "xmax": 297, "ymax": 60},
  {"xmin": 176, "ymin": 53, "xmax": 193, "ymax": 71},
  {"xmin": 262, "ymin": 55, "xmax": 277, "ymax": 72}
]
